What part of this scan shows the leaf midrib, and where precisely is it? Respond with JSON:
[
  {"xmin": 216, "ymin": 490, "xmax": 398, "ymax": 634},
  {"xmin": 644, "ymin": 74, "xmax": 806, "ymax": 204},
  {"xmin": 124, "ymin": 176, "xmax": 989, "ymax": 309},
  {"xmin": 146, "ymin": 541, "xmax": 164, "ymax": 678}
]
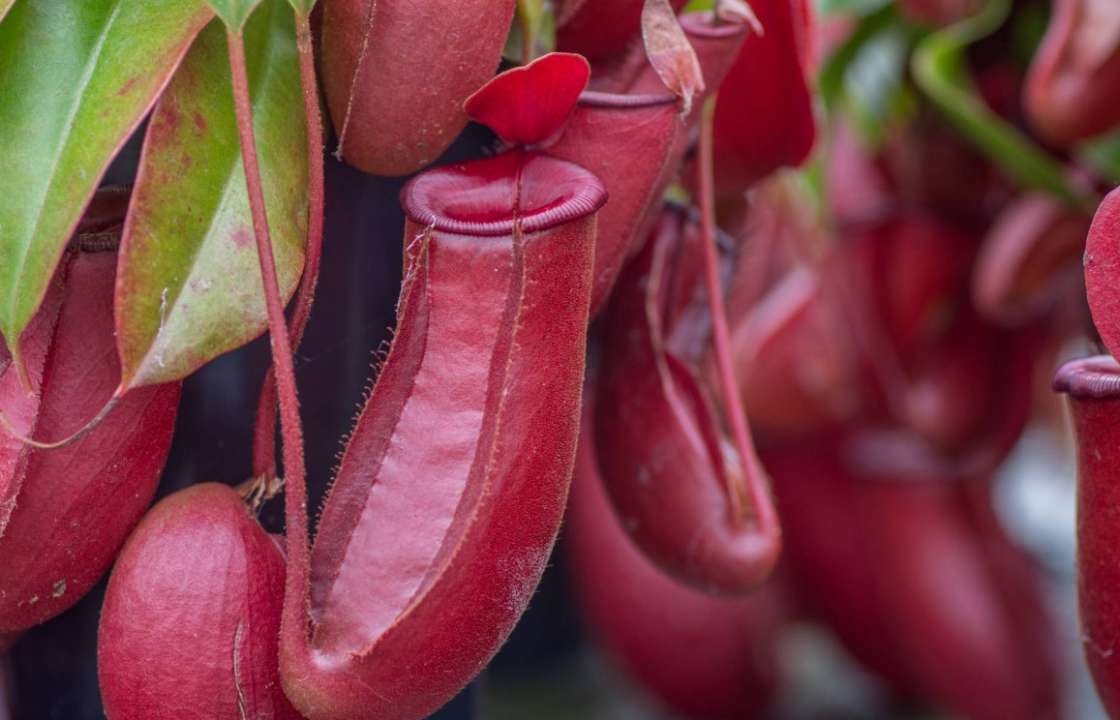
[{"xmin": 134, "ymin": 5, "xmax": 291, "ymax": 381}]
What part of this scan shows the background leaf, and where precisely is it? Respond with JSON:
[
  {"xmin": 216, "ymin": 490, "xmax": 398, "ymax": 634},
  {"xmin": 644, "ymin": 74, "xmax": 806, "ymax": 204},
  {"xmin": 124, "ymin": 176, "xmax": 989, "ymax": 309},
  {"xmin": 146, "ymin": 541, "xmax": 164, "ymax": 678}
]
[
  {"xmin": 115, "ymin": 1, "xmax": 307, "ymax": 390},
  {"xmin": 286, "ymin": 0, "xmax": 316, "ymax": 17},
  {"xmin": 910, "ymin": 0, "xmax": 1092, "ymax": 208},
  {"xmin": 204, "ymin": 0, "xmax": 264, "ymax": 30},
  {"xmin": 841, "ymin": 24, "xmax": 919, "ymax": 146},
  {"xmin": 819, "ymin": 3, "xmax": 918, "ymax": 147},
  {"xmin": 0, "ymin": 0, "xmax": 211, "ymax": 368},
  {"xmin": 814, "ymin": 0, "xmax": 890, "ymax": 17},
  {"xmin": 505, "ymin": 0, "xmax": 554, "ymax": 62},
  {"xmin": 1080, "ymin": 132, "xmax": 1120, "ymax": 186},
  {"xmin": 818, "ymin": 3, "xmax": 899, "ymax": 109}
]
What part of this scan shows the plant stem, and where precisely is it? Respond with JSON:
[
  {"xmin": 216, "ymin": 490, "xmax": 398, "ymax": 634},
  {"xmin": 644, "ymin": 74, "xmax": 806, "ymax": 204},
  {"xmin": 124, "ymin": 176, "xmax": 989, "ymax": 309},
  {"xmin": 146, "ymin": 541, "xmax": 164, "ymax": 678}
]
[
  {"xmin": 252, "ymin": 12, "xmax": 326, "ymax": 481},
  {"xmin": 225, "ymin": 30, "xmax": 306, "ymax": 542},
  {"xmin": 697, "ymin": 96, "xmax": 778, "ymax": 541}
]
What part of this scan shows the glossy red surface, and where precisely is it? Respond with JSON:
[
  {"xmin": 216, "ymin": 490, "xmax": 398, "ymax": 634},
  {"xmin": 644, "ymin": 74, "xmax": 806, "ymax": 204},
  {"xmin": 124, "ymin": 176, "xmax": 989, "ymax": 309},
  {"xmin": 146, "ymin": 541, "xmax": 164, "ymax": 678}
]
[
  {"xmin": 1085, "ymin": 187, "xmax": 1120, "ymax": 358},
  {"xmin": 464, "ymin": 52, "xmax": 590, "ymax": 147},
  {"xmin": 321, "ymin": 0, "xmax": 516, "ymax": 175},
  {"xmin": 595, "ymin": 209, "xmax": 778, "ymax": 594},
  {"xmin": 1056, "ymin": 355, "xmax": 1120, "ymax": 718},
  {"xmin": 98, "ymin": 483, "xmax": 299, "ymax": 720},
  {"xmin": 548, "ymin": 91, "xmax": 680, "ymax": 315},
  {"xmin": 402, "ymin": 151, "xmax": 608, "ymax": 236},
  {"xmin": 712, "ymin": 0, "xmax": 816, "ymax": 195},
  {"xmin": 280, "ymin": 150, "xmax": 602, "ymax": 720}
]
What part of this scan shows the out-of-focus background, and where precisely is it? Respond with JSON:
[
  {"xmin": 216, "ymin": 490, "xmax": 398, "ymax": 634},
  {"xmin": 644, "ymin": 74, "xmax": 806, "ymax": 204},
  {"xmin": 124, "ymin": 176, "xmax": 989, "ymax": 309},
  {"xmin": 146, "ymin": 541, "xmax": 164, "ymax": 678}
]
[{"xmin": 5, "ymin": 0, "xmax": 1119, "ymax": 717}]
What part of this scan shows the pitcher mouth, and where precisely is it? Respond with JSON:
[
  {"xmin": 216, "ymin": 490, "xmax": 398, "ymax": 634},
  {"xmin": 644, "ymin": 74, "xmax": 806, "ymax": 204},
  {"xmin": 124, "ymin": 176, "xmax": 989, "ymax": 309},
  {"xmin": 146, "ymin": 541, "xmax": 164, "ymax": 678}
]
[
  {"xmin": 578, "ymin": 90, "xmax": 679, "ymax": 109},
  {"xmin": 1053, "ymin": 355, "xmax": 1120, "ymax": 399},
  {"xmin": 679, "ymin": 10, "xmax": 753, "ymax": 39},
  {"xmin": 401, "ymin": 151, "xmax": 607, "ymax": 237}
]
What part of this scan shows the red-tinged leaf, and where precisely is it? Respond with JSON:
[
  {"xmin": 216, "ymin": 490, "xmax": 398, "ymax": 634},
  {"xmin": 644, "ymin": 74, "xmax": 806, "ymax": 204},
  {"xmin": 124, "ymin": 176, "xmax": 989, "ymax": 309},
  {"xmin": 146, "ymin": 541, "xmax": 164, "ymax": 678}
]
[
  {"xmin": 203, "ymin": 0, "xmax": 263, "ymax": 30},
  {"xmin": 0, "ymin": 236, "xmax": 180, "ymax": 634},
  {"xmin": 1056, "ymin": 356, "xmax": 1120, "ymax": 719},
  {"xmin": 0, "ymin": 0, "xmax": 213, "ymax": 375},
  {"xmin": 279, "ymin": 152, "xmax": 606, "ymax": 720},
  {"xmin": 465, "ymin": 52, "xmax": 591, "ymax": 147},
  {"xmin": 115, "ymin": 4, "xmax": 307, "ymax": 390},
  {"xmin": 99, "ymin": 483, "xmax": 300, "ymax": 719},
  {"xmin": 322, "ymin": 0, "xmax": 517, "ymax": 175},
  {"xmin": 1086, "ymin": 187, "xmax": 1120, "ymax": 358},
  {"xmin": 566, "ymin": 409, "xmax": 785, "ymax": 719},
  {"xmin": 713, "ymin": 0, "xmax": 816, "ymax": 195},
  {"xmin": 641, "ymin": 0, "xmax": 705, "ymax": 114},
  {"xmin": 595, "ymin": 208, "xmax": 777, "ymax": 594},
  {"xmin": 1026, "ymin": 0, "xmax": 1120, "ymax": 145}
]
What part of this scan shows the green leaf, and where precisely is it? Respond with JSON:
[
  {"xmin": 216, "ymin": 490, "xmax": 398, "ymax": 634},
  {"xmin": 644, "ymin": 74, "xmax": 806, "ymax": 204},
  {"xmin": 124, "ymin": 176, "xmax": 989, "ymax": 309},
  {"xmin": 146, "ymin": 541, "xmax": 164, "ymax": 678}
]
[
  {"xmin": 115, "ymin": 1, "xmax": 307, "ymax": 390},
  {"xmin": 817, "ymin": 1, "xmax": 918, "ymax": 147},
  {"xmin": 1080, "ymin": 132, "xmax": 1120, "ymax": 186},
  {"xmin": 818, "ymin": 2, "xmax": 898, "ymax": 110},
  {"xmin": 814, "ymin": 0, "xmax": 890, "ymax": 18},
  {"xmin": 0, "ymin": 1, "xmax": 14, "ymax": 22},
  {"xmin": 842, "ymin": 24, "xmax": 918, "ymax": 147},
  {"xmin": 204, "ymin": 0, "xmax": 263, "ymax": 30},
  {"xmin": 911, "ymin": 0, "xmax": 1093, "ymax": 209},
  {"xmin": 286, "ymin": 0, "xmax": 316, "ymax": 17},
  {"xmin": 0, "ymin": 0, "xmax": 211, "ymax": 371},
  {"xmin": 505, "ymin": 0, "xmax": 552, "ymax": 62}
]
